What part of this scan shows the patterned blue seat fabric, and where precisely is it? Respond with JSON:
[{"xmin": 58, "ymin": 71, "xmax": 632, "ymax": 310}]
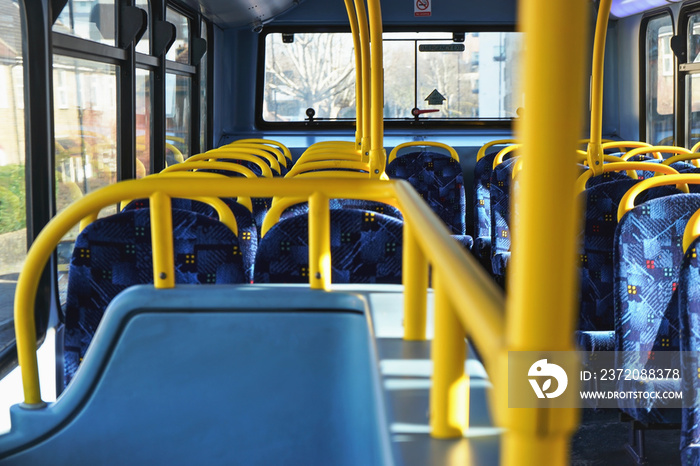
[
  {"xmin": 473, "ymin": 151, "xmax": 502, "ymax": 272},
  {"xmin": 489, "ymin": 157, "xmax": 518, "ymax": 285},
  {"xmin": 386, "ymin": 151, "xmax": 466, "ymax": 235},
  {"xmin": 614, "ymin": 194, "xmax": 700, "ymax": 423},
  {"xmin": 679, "ymin": 235, "xmax": 700, "ymax": 465},
  {"xmin": 254, "ymin": 209, "xmax": 404, "ymax": 284},
  {"xmin": 63, "ymin": 209, "xmax": 246, "ymax": 386},
  {"xmin": 577, "ymin": 180, "xmax": 680, "ymax": 351},
  {"xmin": 123, "ymin": 198, "xmax": 258, "ymax": 283}
]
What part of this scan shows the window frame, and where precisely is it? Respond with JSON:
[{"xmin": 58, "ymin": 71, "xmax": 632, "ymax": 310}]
[
  {"xmin": 255, "ymin": 25, "xmax": 519, "ymax": 130},
  {"xmin": 639, "ymin": 8, "xmax": 676, "ymax": 145},
  {"xmin": 677, "ymin": 2, "xmax": 700, "ymax": 148}
]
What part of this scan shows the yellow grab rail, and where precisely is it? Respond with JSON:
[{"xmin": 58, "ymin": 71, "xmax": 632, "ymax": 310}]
[
  {"xmin": 476, "ymin": 139, "xmax": 518, "ymax": 162},
  {"xmin": 354, "ymin": 0, "xmax": 371, "ymax": 158},
  {"xmin": 294, "ymin": 148, "xmax": 363, "ymax": 167},
  {"xmin": 344, "ymin": 0, "xmax": 363, "ymax": 149},
  {"xmin": 367, "ymin": 0, "xmax": 385, "ymax": 177},
  {"xmin": 574, "ymin": 162, "xmax": 681, "ymax": 194},
  {"xmin": 493, "ymin": 144, "xmax": 521, "ymax": 169},
  {"xmin": 623, "ymin": 145, "xmax": 689, "ymax": 161},
  {"xmin": 218, "ymin": 143, "xmax": 286, "ymax": 169},
  {"xmin": 617, "ymin": 174, "xmax": 695, "ymax": 221},
  {"xmin": 585, "ymin": 0, "xmax": 612, "ymax": 175},
  {"xmin": 285, "ymin": 160, "xmax": 370, "ymax": 178},
  {"xmin": 185, "ymin": 152, "xmax": 273, "ymax": 178},
  {"xmin": 683, "ymin": 208, "xmax": 700, "ymax": 253},
  {"xmin": 229, "ymin": 138, "xmax": 292, "ymax": 162},
  {"xmin": 14, "ymin": 177, "xmax": 505, "ymax": 445},
  {"xmin": 207, "ymin": 146, "xmax": 282, "ymax": 175},
  {"xmin": 691, "ymin": 140, "xmax": 700, "ymax": 153},
  {"xmin": 662, "ymin": 149, "xmax": 700, "ymax": 167},
  {"xmin": 602, "ymin": 140, "xmax": 652, "ymax": 155},
  {"xmin": 388, "ymin": 141, "xmax": 459, "ymax": 164}
]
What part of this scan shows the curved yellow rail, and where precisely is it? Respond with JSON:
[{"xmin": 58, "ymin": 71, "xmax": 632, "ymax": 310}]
[
  {"xmin": 354, "ymin": 0, "xmax": 371, "ymax": 157},
  {"xmin": 617, "ymin": 174, "xmax": 696, "ymax": 221},
  {"xmin": 602, "ymin": 140, "xmax": 652, "ymax": 154},
  {"xmin": 623, "ymin": 145, "xmax": 690, "ymax": 161},
  {"xmin": 295, "ymin": 149, "xmax": 362, "ymax": 167},
  {"xmin": 229, "ymin": 138, "xmax": 292, "ymax": 162},
  {"xmin": 344, "ymin": 0, "xmax": 363, "ymax": 149},
  {"xmin": 208, "ymin": 146, "xmax": 281, "ymax": 175},
  {"xmin": 367, "ymin": 0, "xmax": 385, "ymax": 178},
  {"xmin": 574, "ymin": 162, "xmax": 681, "ymax": 194},
  {"xmin": 165, "ymin": 142, "xmax": 184, "ymax": 164},
  {"xmin": 285, "ymin": 160, "xmax": 370, "ymax": 178},
  {"xmin": 493, "ymin": 144, "xmax": 521, "ymax": 169},
  {"xmin": 388, "ymin": 141, "xmax": 459, "ymax": 164},
  {"xmin": 185, "ymin": 152, "xmax": 273, "ymax": 178},
  {"xmin": 476, "ymin": 139, "xmax": 518, "ymax": 162},
  {"xmin": 662, "ymin": 149, "xmax": 700, "ymax": 167},
  {"xmin": 220, "ymin": 143, "xmax": 286, "ymax": 169}
]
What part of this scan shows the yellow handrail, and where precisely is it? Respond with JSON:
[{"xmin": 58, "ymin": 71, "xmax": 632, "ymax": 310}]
[
  {"xmin": 617, "ymin": 174, "xmax": 696, "ymax": 221},
  {"xmin": 218, "ymin": 143, "xmax": 286, "ymax": 169},
  {"xmin": 14, "ymin": 177, "xmax": 505, "ymax": 440},
  {"xmin": 354, "ymin": 0, "xmax": 371, "ymax": 158},
  {"xmin": 691, "ymin": 140, "xmax": 700, "ymax": 153},
  {"xmin": 662, "ymin": 149, "xmax": 700, "ymax": 167},
  {"xmin": 388, "ymin": 141, "xmax": 459, "ymax": 164},
  {"xmin": 207, "ymin": 146, "xmax": 282, "ymax": 175},
  {"xmin": 366, "ymin": 0, "xmax": 385, "ymax": 177},
  {"xmin": 285, "ymin": 160, "xmax": 370, "ymax": 178},
  {"xmin": 294, "ymin": 148, "xmax": 363, "ymax": 167},
  {"xmin": 574, "ymin": 162, "xmax": 681, "ymax": 194},
  {"xmin": 476, "ymin": 139, "xmax": 518, "ymax": 162},
  {"xmin": 185, "ymin": 152, "xmax": 273, "ymax": 178},
  {"xmin": 683, "ymin": 208, "xmax": 700, "ymax": 253},
  {"xmin": 585, "ymin": 0, "xmax": 612, "ymax": 175},
  {"xmin": 165, "ymin": 142, "xmax": 184, "ymax": 164},
  {"xmin": 493, "ymin": 144, "xmax": 521, "ymax": 169},
  {"xmin": 229, "ymin": 138, "xmax": 292, "ymax": 162},
  {"xmin": 344, "ymin": 0, "xmax": 363, "ymax": 149},
  {"xmin": 623, "ymin": 145, "xmax": 690, "ymax": 161},
  {"xmin": 602, "ymin": 140, "xmax": 652, "ymax": 155}
]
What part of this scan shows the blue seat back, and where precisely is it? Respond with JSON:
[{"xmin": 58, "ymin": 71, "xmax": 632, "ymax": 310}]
[
  {"xmin": 489, "ymin": 157, "xmax": 518, "ymax": 282},
  {"xmin": 64, "ymin": 209, "xmax": 246, "ymax": 385},
  {"xmin": 386, "ymin": 151, "xmax": 465, "ymax": 234},
  {"xmin": 614, "ymin": 193, "xmax": 700, "ymax": 423},
  {"xmin": 279, "ymin": 199, "xmax": 403, "ymax": 223},
  {"xmin": 473, "ymin": 151, "xmax": 499, "ymax": 268},
  {"xmin": 254, "ymin": 209, "xmax": 403, "ymax": 284},
  {"xmin": 123, "ymin": 198, "xmax": 258, "ymax": 283}
]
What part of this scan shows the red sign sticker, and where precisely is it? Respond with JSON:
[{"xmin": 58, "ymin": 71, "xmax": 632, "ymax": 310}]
[{"xmin": 414, "ymin": 0, "xmax": 431, "ymax": 17}]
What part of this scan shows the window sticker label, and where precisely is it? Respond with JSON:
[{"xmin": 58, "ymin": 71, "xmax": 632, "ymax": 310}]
[{"xmin": 414, "ymin": 0, "xmax": 431, "ymax": 17}]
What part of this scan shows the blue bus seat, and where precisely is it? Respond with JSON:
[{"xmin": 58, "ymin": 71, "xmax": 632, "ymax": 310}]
[
  {"xmin": 472, "ymin": 150, "xmax": 500, "ymax": 271},
  {"xmin": 63, "ymin": 209, "xmax": 247, "ymax": 386},
  {"xmin": 577, "ymin": 180, "xmax": 680, "ymax": 351},
  {"xmin": 614, "ymin": 194, "xmax": 700, "ymax": 424},
  {"xmin": 489, "ymin": 157, "xmax": 518, "ymax": 285},
  {"xmin": 123, "ymin": 197, "xmax": 258, "ymax": 282},
  {"xmin": 278, "ymin": 198, "xmax": 403, "ymax": 223},
  {"xmin": 385, "ymin": 150, "xmax": 466, "ymax": 235},
  {"xmin": 679, "ymin": 235, "xmax": 700, "ymax": 465},
  {"xmin": 0, "ymin": 286, "xmax": 393, "ymax": 465},
  {"xmin": 255, "ymin": 209, "xmax": 404, "ymax": 284}
]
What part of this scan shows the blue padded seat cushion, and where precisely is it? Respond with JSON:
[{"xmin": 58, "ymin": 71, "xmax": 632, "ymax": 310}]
[
  {"xmin": 254, "ymin": 209, "xmax": 404, "ymax": 284},
  {"xmin": 280, "ymin": 199, "xmax": 403, "ymax": 223},
  {"xmin": 63, "ymin": 208, "xmax": 246, "ymax": 386}
]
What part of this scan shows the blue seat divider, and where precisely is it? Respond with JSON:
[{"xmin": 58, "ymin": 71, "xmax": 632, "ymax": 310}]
[
  {"xmin": 679, "ymin": 236, "xmax": 700, "ymax": 464},
  {"xmin": 124, "ymin": 197, "xmax": 258, "ymax": 282},
  {"xmin": 472, "ymin": 151, "xmax": 499, "ymax": 271},
  {"xmin": 0, "ymin": 286, "xmax": 393, "ymax": 465},
  {"xmin": 386, "ymin": 150, "xmax": 466, "ymax": 235},
  {"xmin": 614, "ymin": 194, "xmax": 700, "ymax": 423},
  {"xmin": 63, "ymin": 209, "xmax": 246, "ymax": 386},
  {"xmin": 255, "ymin": 209, "xmax": 404, "ymax": 284},
  {"xmin": 577, "ymin": 180, "xmax": 680, "ymax": 351}
]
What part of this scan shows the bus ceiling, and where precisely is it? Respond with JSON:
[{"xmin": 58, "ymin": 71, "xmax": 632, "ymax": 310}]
[
  {"xmin": 610, "ymin": 0, "xmax": 682, "ymax": 18},
  {"xmin": 177, "ymin": 0, "xmax": 302, "ymax": 29}
]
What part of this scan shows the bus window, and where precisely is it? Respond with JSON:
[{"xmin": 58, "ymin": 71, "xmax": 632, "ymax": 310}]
[
  {"xmin": 261, "ymin": 30, "xmax": 523, "ymax": 124},
  {"xmin": 0, "ymin": 0, "xmax": 25, "ymax": 356},
  {"xmin": 644, "ymin": 14, "xmax": 674, "ymax": 145},
  {"xmin": 262, "ymin": 32, "xmax": 356, "ymax": 122},
  {"xmin": 199, "ymin": 20, "xmax": 208, "ymax": 152},
  {"xmin": 53, "ymin": 56, "xmax": 118, "ymax": 302},
  {"xmin": 686, "ymin": 12, "xmax": 700, "ymax": 148},
  {"xmin": 165, "ymin": 73, "xmax": 191, "ymax": 163},
  {"xmin": 166, "ymin": 7, "xmax": 189, "ymax": 64},
  {"xmin": 136, "ymin": 69, "xmax": 153, "ymax": 178},
  {"xmin": 53, "ymin": 0, "xmax": 116, "ymax": 47},
  {"xmin": 134, "ymin": 0, "xmax": 151, "ymax": 55}
]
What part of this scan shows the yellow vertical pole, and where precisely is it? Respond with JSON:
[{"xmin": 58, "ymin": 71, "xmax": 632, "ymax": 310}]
[
  {"xmin": 403, "ymin": 220, "xmax": 428, "ymax": 340},
  {"xmin": 354, "ymin": 0, "xmax": 371, "ymax": 160},
  {"xmin": 430, "ymin": 269, "xmax": 468, "ymax": 437},
  {"xmin": 344, "ymin": 0, "xmax": 363, "ymax": 151},
  {"xmin": 500, "ymin": 0, "xmax": 588, "ymax": 464},
  {"xmin": 366, "ymin": 0, "xmax": 386, "ymax": 178},
  {"xmin": 308, "ymin": 191, "xmax": 331, "ymax": 290},
  {"xmin": 150, "ymin": 191, "xmax": 175, "ymax": 289},
  {"xmin": 586, "ymin": 0, "xmax": 612, "ymax": 175}
]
